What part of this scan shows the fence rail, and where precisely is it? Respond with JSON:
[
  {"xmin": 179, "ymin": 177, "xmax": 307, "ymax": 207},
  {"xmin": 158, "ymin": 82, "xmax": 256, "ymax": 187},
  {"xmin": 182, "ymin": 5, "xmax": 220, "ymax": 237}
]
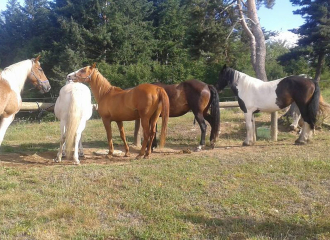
[
  {"xmin": 20, "ymin": 101, "xmax": 239, "ymax": 112},
  {"xmin": 20, "ymin": 102, "xmax": 98, "ymax": 112}
]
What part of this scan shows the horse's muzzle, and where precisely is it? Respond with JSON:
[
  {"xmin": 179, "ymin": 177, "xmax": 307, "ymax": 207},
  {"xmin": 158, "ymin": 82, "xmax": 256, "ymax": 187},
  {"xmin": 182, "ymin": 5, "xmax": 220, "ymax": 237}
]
[{"xmin": 41, "ymin": 80, "xmax": 51, "ymax": 93}]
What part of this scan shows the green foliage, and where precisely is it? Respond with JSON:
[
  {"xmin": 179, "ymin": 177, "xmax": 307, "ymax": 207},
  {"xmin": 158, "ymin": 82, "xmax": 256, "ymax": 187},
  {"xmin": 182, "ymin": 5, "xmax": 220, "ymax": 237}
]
[
  {"xmin": 284, "ymin": 0, "xmax": 330, "ymax": 80},
  {"xmin": 2, "ymin": 0, "xmax": 328, "ymax": 95}
]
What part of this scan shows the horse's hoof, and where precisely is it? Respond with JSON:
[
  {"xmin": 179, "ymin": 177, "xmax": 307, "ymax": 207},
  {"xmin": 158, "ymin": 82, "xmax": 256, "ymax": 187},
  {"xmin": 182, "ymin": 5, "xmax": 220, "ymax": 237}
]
[
  {"xmin": 53, "ymin": 158, "xmax": 61, "ymax": 163},
  {"xmin": 295, "ymin": 139, "xmax": 307, "ymax": 145},
  {"xmin": 242, "ymin": 141, "xmax": 254, "ymax": 146},
  {"xmin": 135, "ymin": 155, "xmax": 143, "ymax": 160},
  {"xmin": 290, "ymin": 125, "xmax": 299, "ymax": 131},
  {"xmin": 73, "ymin": 161, "xmax": 80, "ymax": 165},
  {"xmin": 144, "ymin": 155, "xmax": 150, "ymax": 159},
  {"xmin": 106, "ymin": 154, "xmax": 113, "ymax": 159},
  {"xmin": 195, "ymin": 145, "xmax": 204, "ymax": 152}
]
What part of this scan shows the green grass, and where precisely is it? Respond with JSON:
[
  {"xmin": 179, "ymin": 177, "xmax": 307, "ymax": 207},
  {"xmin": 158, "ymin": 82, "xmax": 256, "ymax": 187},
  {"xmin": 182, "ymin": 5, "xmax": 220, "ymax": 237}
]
[{"xmin": 1, "ymin": 111, "xmax": 330, "ymax": 239}]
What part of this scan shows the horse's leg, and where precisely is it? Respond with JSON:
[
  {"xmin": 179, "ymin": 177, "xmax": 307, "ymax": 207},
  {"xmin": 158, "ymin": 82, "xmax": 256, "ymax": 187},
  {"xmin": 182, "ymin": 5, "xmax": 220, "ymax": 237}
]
[
  {"xmin": 295, "ymin": 121, "xmax": 313, "ymax": 145},
  {"xmin": 151, "ymin": 123, "xmax": 158, "ymax": 151},
  {"xmin": 136, "ymin": 117, "xmax": 150, "ymax": 159},
  {"xmin": 243, "ymin": 112, "xmax": 255, "ymax": 146},
  {"xmin": 295, "ymin": 106, "xmax": 313, "ymax": 144},
  {"xmin": 204, "ymin": 114, "xmax": 218, "ymax": 149},
  {"xmin": 77, "ymin": 121, "xmax": 88, "ymax": 158},
  {"xmin": 72, "ymin": 132, "xmax": 81, "ymax": 165},
  {"xmin": 194, "ymin": 112, "xmax": 207, "ymax": 151},
  {"xmin": 290, "ymin": 106, "xmax": 301, "ymax": 131},
  {"xmin": 252, "ymin": 114, "xmax": 256, "ymax": 143},
  {"xmin": 102, "ymin": 117, "xmax": 114, "ymax": 156},
  {"xmin": 144, "ymin": 114, "xmax": 160, "ymax": 158},
  {"xmin": 72, "ymin": 121, "xmax": 87, "ymax": 165},
  {"xmin": 116, "ymin": 121, "xmax": 130, "ymax": 157},
  {"xmin": 134, "ymin": 119, "xmax": 142, "ymax": 148},
  {"xmin": 0, "ymin": 114, "xmax": 15, "ymax": 146},
  {"xmin": 55, "ymin": 121, "xmax": 66, "ymax": 163},
  {"xmin": 78, "ymin": 137, "xmax": 84, "ymax": 157}
]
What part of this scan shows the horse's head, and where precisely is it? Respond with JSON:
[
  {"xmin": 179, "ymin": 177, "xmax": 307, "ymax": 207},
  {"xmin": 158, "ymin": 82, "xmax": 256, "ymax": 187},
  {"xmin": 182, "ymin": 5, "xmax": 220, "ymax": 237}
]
[
  {"xmin": 29, "ymin": 55, "xmax": 51, "ymax": 93},
  {"xmin": 215, "ymin": 64, "xmax": 233, "ymax": 92},
  {"xmin": 67, "ymin": 63, "xmax": 97, "ymax": 83}
]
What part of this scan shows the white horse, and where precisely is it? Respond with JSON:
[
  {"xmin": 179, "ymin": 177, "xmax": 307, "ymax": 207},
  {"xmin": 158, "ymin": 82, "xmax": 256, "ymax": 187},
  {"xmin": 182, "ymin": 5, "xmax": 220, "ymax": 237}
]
[
  {"xmin": 54, "ymin": 81, "xmax": 93, "ymax": 164},
  {"xmin": 0, "ymin": 56, "xmax": 51, "ymax": 146}
]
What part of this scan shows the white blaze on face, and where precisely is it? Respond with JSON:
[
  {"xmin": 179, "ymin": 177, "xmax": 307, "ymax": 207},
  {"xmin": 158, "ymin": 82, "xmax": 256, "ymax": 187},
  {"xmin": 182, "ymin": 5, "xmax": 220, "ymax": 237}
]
[{"xmin": 67, "ymin": 68, "xmax": 83, "ymax": 81}]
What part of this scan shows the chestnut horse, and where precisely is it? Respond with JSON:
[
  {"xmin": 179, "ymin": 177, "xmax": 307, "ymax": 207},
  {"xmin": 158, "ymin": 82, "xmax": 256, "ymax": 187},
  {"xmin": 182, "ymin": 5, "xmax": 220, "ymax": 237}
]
[
  {"xmin": 0, "ymin": 56, "xmax": 51, "ymax": 146},
  {"xmin": 135, "ymin": 80, "xmax": 220, "ymax": 151},
  {"xmin": 216, "ymin": 65, "xmax": 320, "ymax": 145},
  {"xmin": 67, "ymin": 64, "xmax": 169, "ymax": 159}
]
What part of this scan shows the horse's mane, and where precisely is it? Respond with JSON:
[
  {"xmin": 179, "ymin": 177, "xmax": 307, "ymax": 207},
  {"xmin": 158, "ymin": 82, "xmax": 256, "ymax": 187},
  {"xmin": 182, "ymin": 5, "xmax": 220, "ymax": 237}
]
[
  {"xmin": 221, "ymin": 66, "xmax": 237, "ymax": 86},
  {"xmin": 93, "ymin": 69, "xmax": 124, "ymax": 95},
  {"xmin": 1, "ymin": 59, "xmax": 33, "ymax": 91}
]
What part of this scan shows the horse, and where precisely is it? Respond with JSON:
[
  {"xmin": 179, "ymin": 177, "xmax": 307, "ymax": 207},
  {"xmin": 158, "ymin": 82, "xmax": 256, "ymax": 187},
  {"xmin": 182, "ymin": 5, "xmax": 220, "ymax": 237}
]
[
  {"xmin": 135, "ymin": 80, "xmax": 220, "ymax": 151},
  {"xmin": 54, "ymin": 81, "xmax": 93, "ymax": 165},
  {"xmin": 0, "ymin": 56, "xmax": 51, "ymax": 146},
  {"xmin": 66, "ymin": 63, "xmax": 170, "ymax": 159},
  {"xmin": 216, "ymin": 65, "xmax": 320, "ymax": 146},
  {"xmin": 283, "ymin": 95, "xmax": 330, "ymax": 131}
]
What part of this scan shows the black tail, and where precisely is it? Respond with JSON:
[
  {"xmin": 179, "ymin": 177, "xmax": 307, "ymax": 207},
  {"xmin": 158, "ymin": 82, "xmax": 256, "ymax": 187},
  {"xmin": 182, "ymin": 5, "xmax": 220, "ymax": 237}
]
[
  {"xmin": 208, "ymin": 85, "xmax": 220, "ymax": 141},
  {"xmin": 308, "ymin": 80, "xmax": 320, "ymax": 129}
]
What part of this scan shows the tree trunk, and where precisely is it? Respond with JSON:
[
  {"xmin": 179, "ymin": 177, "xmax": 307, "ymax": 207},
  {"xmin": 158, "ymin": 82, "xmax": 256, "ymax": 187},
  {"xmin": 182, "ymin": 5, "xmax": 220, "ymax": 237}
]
[
  {"xmin": 314, "ymin": 51, "xmax": 325, "ymax": 82},
  {"xmin": 246, "ymin": 0, "xmax": 267, "ymax": 81}
]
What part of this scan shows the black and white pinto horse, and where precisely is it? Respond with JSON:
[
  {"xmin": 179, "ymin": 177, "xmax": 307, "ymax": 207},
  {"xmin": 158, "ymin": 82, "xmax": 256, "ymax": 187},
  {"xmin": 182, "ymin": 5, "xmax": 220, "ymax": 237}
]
[{"xmin": 216, "ymin": 65, "xmax": 320, "ymax": 146}]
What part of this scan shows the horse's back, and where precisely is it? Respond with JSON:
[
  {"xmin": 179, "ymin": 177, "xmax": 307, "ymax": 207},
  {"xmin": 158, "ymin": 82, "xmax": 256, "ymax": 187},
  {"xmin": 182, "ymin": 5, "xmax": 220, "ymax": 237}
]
[
  {"xmin": 275, "ymin": 76, "xmax": 316, "ymax": 108},
  {"xmin": 55, "ymin": 82, "xmax": 92, "ymax": 120},
  {"xmin": 153, "ymin": 80, "xmax": 211, "ymax": 117}
]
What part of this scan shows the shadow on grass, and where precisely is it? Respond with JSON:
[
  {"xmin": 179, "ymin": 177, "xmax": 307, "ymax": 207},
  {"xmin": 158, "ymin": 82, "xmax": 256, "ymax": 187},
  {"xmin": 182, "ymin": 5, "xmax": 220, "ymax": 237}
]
[{"xmin": 181, "ymin": 213, "xmax": 330, "ymax": 239}]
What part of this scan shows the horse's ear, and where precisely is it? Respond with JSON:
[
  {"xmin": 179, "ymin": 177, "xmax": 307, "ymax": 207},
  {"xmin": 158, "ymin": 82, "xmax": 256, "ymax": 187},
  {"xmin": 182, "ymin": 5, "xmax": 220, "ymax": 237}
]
[
  {"xmin": 91, "ymin": 62, "xmax": 97, "ymax": 69},
  {"xmin": 35, "ymin": 55, "xmax": 41, "ymax": 62}
]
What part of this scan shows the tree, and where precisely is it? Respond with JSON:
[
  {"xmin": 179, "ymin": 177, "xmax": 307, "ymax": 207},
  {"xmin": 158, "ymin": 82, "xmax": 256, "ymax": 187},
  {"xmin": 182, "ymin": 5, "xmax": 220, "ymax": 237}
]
[
  {"xmin": 236, "ymin": 0, "xmax": 275, "ymax": 80},
  {"xmin": 290, "ymin": 0, "xmax": 330, "ymax": 81}
]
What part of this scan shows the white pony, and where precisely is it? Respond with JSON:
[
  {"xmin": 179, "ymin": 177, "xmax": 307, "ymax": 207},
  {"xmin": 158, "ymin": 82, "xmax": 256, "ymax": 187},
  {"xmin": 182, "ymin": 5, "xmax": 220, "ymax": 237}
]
[
  {"xmin": 54, "ymin": 81, "xmax": 93, "ymax": 164},
  {"xmin": 0, "ymin": 56, "xmax": 51, "ymax": 146}
]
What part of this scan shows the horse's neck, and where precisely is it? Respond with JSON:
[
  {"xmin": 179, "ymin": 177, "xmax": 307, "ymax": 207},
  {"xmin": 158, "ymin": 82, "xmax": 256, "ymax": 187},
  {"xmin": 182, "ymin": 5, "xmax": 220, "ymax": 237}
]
[
  {"xmin": 235, "ymin": 71, "xmax": 261, "ymax": 86},
  {"xmin": 89, "ymin": 71, "xmax": 112, "ymax": 102},
  {"xmin": 1, "ymin": 60, "xmax": 32, "ymax": 93}
]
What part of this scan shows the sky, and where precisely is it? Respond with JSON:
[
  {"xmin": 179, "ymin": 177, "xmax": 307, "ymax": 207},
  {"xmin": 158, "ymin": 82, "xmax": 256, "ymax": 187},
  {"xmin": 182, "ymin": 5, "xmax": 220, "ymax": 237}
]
[{"xmin": 257, "ymin": 1, "xmax": 305, "ymax": 47}]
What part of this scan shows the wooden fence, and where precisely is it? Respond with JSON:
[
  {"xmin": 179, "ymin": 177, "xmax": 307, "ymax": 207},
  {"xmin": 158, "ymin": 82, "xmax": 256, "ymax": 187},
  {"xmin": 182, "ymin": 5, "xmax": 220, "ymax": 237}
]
[
  {"xmin": 20, "ymin": 101, "xmax": 239, "ymax": 112},
  {"xmin": 20, "ymin": 101, "xmax": 278, "ymax": 147}
]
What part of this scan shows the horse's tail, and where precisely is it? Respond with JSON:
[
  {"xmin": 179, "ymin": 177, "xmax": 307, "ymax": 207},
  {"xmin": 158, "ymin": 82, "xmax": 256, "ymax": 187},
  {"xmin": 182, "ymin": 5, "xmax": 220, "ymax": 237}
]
[
  {"xmin": 208, "ymin": 85, "xmax": 221, "ymax": 141},
  {"xmin": 318, "ymin": 94, "xmax": 330, "ymax": 115},
  {"xmin": 307, "ymin": 80, "xmax": 320, "ymax": 129},
  {"xmin": 65, "ymin": 91, "xmax": 82, "ymax": 158},
  {"xmin": 158, "ymin": 88, "xmax": 169, "ymax": 148}
]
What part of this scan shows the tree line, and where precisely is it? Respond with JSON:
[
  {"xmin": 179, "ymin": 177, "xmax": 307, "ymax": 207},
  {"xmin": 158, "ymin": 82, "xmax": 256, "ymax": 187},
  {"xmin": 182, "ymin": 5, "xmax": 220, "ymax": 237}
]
[{"xmin": 0, "ymin": 0, "xmax": 329, "ymax": 98}]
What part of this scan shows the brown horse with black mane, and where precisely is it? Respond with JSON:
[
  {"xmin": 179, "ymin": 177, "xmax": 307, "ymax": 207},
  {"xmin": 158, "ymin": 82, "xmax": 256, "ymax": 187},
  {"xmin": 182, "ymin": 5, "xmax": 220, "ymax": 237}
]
[
  {"xmin": 67, "ymin": 63, "xmax": 169, "ymax": 159},
  {"xmin": 0, "ymin": 56, "xmax": 51, "ymax": 146},
  {"xmin": 136, "ymin": 80, "xmax": 220, "ymax": 151}
]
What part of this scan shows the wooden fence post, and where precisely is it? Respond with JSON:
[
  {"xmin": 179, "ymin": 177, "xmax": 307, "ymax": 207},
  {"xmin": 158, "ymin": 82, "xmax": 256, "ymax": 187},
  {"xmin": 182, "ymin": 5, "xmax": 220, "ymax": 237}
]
[{"xmin": 271, "ymin": 111, "xmax": 278, "ymax": 141}]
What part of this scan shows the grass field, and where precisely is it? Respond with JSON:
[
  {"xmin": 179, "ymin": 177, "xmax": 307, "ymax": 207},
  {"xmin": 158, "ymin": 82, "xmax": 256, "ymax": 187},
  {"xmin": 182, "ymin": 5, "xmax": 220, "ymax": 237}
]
[{"xmin": 1, "ymin": 110, "xmax": 330, "ymax": 239}]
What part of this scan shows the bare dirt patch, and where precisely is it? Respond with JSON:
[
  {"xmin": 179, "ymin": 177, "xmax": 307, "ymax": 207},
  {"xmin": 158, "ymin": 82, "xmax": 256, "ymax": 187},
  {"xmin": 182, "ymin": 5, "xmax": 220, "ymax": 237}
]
[{"xmin": 0, "ymin": 112, "xmax": 309, "ymax": 168}]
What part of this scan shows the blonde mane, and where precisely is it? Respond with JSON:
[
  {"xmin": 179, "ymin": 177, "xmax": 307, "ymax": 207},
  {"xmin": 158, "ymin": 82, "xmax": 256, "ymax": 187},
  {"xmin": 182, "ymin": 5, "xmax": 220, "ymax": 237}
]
[{"xmin": 1, "ymin": 60, "xmax": 33, "ymax": 93}]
